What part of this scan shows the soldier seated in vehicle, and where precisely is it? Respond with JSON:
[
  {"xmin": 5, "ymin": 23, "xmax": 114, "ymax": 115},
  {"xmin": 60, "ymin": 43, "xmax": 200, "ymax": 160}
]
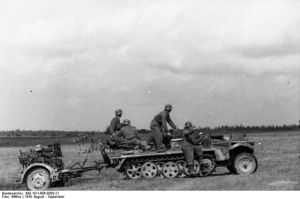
[
  {"xmin": 106, "ymin": 109, "xmax": 124, "ymax": 146},
  {"xmin": 181, "ymin": 122, "xmax": 204, "ymax": 177},
  {"xmin": 110, "ymin": 119, "xmax": 144, "ymax": 150},
  {"xmin": 107, "ymin": 109, "xmax": 123, "ymax": 135}
]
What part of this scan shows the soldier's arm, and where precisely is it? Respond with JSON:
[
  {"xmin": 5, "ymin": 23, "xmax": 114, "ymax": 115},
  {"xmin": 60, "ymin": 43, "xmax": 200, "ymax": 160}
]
[
  {"xmin": 161, "ymin": 111, "xmax": 169, "ymax": 132},
  {"xmin": 109, "ymin": 118, "xmax": 116, "ymax": 134},
  {"xmin": 166, "ymin": 114, "xmax": 177, "ymax": 129},
  {"xmin": 188, "ymin": 133, "xmax": 202, "ymax": 145},
  {"xmin": 183, "ymin": 129, "xmax": 194, "ymax": 137}
]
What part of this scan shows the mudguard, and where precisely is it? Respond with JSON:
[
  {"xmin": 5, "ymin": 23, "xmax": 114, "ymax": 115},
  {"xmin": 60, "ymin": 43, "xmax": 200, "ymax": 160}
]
[
  {"xmin": 229, "ymin": 142, "xmax": 254, "ymax": 153},
  {"xmin": 20, "ymin": 163, "xmax": 56, "ymax": 184}
]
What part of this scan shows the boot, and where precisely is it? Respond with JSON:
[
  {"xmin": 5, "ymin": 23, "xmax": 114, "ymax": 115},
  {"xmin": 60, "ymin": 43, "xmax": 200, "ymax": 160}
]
[
  {"xmin": 198, "ymin": 156, "xmax": 204, "ymax": 177},
  {"xmin": 188, "ymin": 164, "xmax": 196, "ymax": 177},
  {"xmin": 156, "ymin": 145, "xmax": 167, "ymax": 153}
]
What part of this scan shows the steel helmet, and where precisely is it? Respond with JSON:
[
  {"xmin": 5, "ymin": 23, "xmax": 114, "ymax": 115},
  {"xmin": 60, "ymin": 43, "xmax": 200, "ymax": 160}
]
[
  {"xmin": 185, "ymin": 122, "xmax": 192, "ymax": 128},
  {"xmin": 164, "ymin": 104, "xmax": 173, "ymax": 111},
  {"xmin": 123, "ymin": 119, "xmax": 131, "ymax": 125},
  {"xmin": 115, "ymin": 109, "xmax": 122, "ymax": 116}
]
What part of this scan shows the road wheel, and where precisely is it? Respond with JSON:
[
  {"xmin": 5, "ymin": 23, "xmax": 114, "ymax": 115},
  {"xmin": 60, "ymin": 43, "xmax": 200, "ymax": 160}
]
[
  {"xmin": 141, "ymin": 162, "xmax": 158, "ymax": 179},
  {"xmin": 233, "ymin": 152, "xmax": 258, "ymax": 175},
  {"xmin": 176, "ymin": 160, "xmax": 186, "ymax": 178},
  {"xmin": 183, "ymin": 160, "xmax": 200, "ymax": 176},
  {"xmin": 201, "ymin": 158, "xmax": 215, "ymax": 176},
  {"xmin": 162, "ymin": 162, "xmax": 179, "ymax": 178},
  {"xmin": 126, "ymin": 163, "xmax": 142, "ymax": 179},
  {"xmin": 26, "ymin": 168, "xmax": 51, "ymax": 190}
]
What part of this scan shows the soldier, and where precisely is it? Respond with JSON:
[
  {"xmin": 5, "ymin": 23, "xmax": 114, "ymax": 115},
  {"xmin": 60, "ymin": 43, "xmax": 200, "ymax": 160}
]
[
  {"xmin": 117, "ymin": 119, "xmax": 141, "ymax": 142},
  {"xmin": 114, "ymin": 119, "xmax": 144, "ymax": 150},
  {"xmin": 108, "ymin": 109, "xmax": 123, "ymax": 135},
  {"xmin": 148, "ymin": 104, "xmax": 177, "ymax": 151},
  {"xmin": 181, "ymin": 121, "xmax": 203, "ymax": 177}
]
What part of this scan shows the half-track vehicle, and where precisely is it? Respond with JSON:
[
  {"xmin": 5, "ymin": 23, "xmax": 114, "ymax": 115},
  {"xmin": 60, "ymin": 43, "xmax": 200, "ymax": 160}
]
[{"xmin": 15, "ymin": 132, "xmax": 258, "ymax": 190}]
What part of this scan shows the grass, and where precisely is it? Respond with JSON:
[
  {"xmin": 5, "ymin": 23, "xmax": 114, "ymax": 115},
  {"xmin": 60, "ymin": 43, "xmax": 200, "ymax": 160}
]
[
  {"xmin": 0, "ymin": 137, "xmax": 76, "ymax": 147},
  {"xmin": 0, "ymin": 131, "xmax": 299, "ymax": 190}
]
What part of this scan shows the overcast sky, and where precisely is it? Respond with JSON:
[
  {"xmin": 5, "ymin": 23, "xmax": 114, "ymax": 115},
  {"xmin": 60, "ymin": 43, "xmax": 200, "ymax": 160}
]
[{"xmin": 0, "ymin": 0, "xmax": 299, "ymax": 131}]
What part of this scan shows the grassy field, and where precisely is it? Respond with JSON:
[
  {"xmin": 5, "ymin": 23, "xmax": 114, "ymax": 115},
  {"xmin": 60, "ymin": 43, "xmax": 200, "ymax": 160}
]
[{"xmin": 0, "ymin": 131, "xmax": 299, "ymax": 190}]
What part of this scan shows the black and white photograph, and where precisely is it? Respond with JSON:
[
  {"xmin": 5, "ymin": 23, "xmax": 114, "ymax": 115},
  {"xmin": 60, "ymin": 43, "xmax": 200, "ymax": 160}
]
[{"xmin": 0, "ymin": 0, "xmax": 299, "ymax": 193}]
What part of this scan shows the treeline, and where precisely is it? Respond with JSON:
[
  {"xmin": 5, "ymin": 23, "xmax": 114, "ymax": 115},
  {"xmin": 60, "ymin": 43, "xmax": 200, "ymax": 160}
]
[
  {"xmin": 140, "ymin": 124, "xmax": 300, "ymax": 134},
  {"xmin": 202, "ymin": 124, "xmax": 300, "ymax": 133},
  {"xmin": 0, "ymin": 130, "xmax": 99, "ymax": 137},
  {"xmin": 0, "ymin": 124, "xmax": 299, "ymax": 137}
]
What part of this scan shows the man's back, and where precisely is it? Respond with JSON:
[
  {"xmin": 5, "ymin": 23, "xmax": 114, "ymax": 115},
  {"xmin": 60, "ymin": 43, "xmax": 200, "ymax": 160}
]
[
  {"xmin": 153, "ymin": 110, "xmax": 176, "ymax": 130},
  {"xmin": 118, "ymin": 125, "xmax": 139, "ymax": 140}
]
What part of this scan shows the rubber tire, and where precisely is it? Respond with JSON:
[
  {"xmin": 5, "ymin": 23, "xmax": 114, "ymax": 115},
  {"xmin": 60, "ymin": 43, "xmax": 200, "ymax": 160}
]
[
  {"xmin": 233, "ymin": 152, "xmax": 258, "ymax": 175},
  {"xmin": 26, "ymin": 168, "xmax": 51, "ymax": 190}
]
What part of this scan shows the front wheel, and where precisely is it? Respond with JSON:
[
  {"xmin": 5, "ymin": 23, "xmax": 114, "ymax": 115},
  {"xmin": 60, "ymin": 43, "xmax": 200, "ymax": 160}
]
[
  {"xmin": 26, "ymin": 168, "xmax": 51, "ymax": 190},
  {"xmin": 233, "ymin": 152, "xmax": 258, "ymax": 175}
]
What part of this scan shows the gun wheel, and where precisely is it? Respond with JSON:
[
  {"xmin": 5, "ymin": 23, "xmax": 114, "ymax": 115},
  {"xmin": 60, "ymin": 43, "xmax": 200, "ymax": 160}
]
[
  {"xmin": 126, "ymin": 163, "xmax": 142, "ymax": 179},
  {"xmin": 26, "ymin": 168, "xmax": 50, "ymax": 190},
  {"xmin": 162, "ymin": 162, "xmax": 179, "ymax": 178},
  {"xmin": 141, "ymin": 162, "xmax": 158, "ymax": 179},
  {"xmin": 176, "ymin": 160, "xmax": 186, "ymax": 178},
  {"xmin": 183, "ymin": 160, "xmax": 200, "ymax": 176}
]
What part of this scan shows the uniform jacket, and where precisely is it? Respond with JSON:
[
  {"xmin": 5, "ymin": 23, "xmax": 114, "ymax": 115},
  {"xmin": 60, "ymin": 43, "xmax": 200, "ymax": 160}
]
[
  {"xmin": 182, "ymin": 128, "xmax": 202, "ymax": 147},
  {"xmin": 116, "ymin": 125, "xmax": 140, "ymax": 140},
  {"xmin": 109, "ymin": 116, "xmax": 121, "ymax": 134},
  {"xmin": 153, "ymin": 110, "xmax": 177, "ymax": 131}
]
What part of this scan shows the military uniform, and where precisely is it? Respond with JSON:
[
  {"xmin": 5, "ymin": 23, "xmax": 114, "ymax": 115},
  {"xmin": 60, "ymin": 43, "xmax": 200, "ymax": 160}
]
[
  {"xmin": 109, "ymin": 116, "xmax": 121, "ymax": 135},
  {"xmin": 181, "ymin": 125, "xmax": 203, "ymax": 175},
  {"xmin": 117, "ymin": 125, "xmax": 141, "ymax": 141},
  {"xmin": 106, "ymin": 109, "xmax": 123, "ymax": 147},
  {"xmin": 111, "ymin": 119, "xmax": 143, "ymax": 150},
  {"xmin": 149, "ymin": 110, "xmax": 177, "ymax": 150}
]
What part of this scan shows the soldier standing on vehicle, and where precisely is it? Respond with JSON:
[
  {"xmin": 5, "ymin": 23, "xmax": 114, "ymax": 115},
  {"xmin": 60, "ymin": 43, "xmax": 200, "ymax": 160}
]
[
  {"xmin": 181, "ymin": 121, "xmax": 204, "ymax": 177},
  {"xmin": 148, "ymin": 104, "xmax": 177, "ymax": 151},
  {"xmin": 108, "ymin": 109, "xmax": 123, "ymax": 135}
]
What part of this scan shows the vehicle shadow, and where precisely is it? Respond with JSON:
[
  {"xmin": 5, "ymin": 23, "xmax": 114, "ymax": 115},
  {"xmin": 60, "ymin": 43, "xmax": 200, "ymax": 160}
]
[
  {"xmin": 204, "ymin": 171, "xmax": 232, "ymax": 177},
  {"xmin": 65, "ymin": 170, "xmax": 234, "ymax": 188}
]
